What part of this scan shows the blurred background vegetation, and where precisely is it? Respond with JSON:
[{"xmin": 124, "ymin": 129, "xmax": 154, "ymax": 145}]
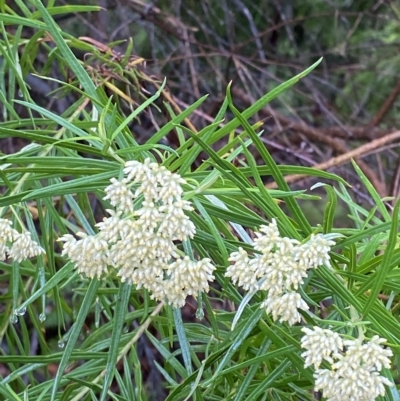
[{"xmin": 3, "ymin": 0, "xmax": 400, "ymax": 206}]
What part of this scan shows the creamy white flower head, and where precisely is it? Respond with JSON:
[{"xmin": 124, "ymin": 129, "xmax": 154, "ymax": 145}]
[
  {"xmin": 134, "ymin": 200, "xmax": 162, "ymax": 230},
  {"xmin": 122, "ymin": 159, "xmax": 196, "ymax": 239},
  {"xmin": 0, "ymin": 218, "xmax": 18, "ymax": 260},
  {"xmin": 59, "ymin": 232, "xmax": 109, "ymax": 278},
  {"xmin": 124, "ymin": 158, "xmax": 157, "ymax": 183},
  {"xmin": 255, "ymin": 256, "xmax": 285, "ymax": 295},
  {"xmin": 359, "ymin": 335, "xmax": 393, "ymax": 371},
  {"xmin": 227, "ymin": 250, "xmax": 275, "ymax": 293},
  {"xmin": 335, "ymin": 335, "xmax": 393, "ymax": 372},
  {"xmin": 156, "ymin": 171, "xmax": 187, "ymax": 203},
  {"xmin": 137, "ymin": 179, "xmax": 159, "ymax": 202},
  {"xmin": 158, "ymin": 201, "xmax": 196, "ymax": 240},
  {"xmin": 226, "ymin": 220, "xmax": 337, "ymax": 325},
  {"xmin": 315, "ymin": 365, "xmax": 393, "ymax": 401},
  {"xmin": 226, "ymin": 248, "xmax": 259, "ymax": 292},
  {"xmin": 0, "ymin": 218, "xmax": 17, "ymax": 241},
  {"xmin": 124, "ymin": 159, "xmax": 159, "ymax": 201},
  {"xmin": 117, "ymin": 256, "xmax": 166, "ymax": 288},
  {"xmin": 124, "ymin": 158, "xmax": 189, "ymax": 204},
  {"xmin": 110, "ymin": 228, "xmax": 178, "ymax": 268},
  {"xmin": 109, "ymin": 227, "xmax": 179, "ymax": 289},
  {"xmin": 8, "ymin": 231, "xmax": 45, "ymax": 262},
  {"xmin": 96, "ymin": 209, "xmax": 129, "ymax": 242},
  {"xmin": 123, "ymin": 160, "xmax": 144, "ymax": 182},
  {"xmin": 158, "ymin": 170, "xmax": 186, "ymax": 197},
  {"xmin": 0, "ymin": 242, "xmax": 7, "ymax": 262},
  {"xmin": 260, "ymin": 292, "xmax": 309, "ymax": 325},
  {"xmin": 104, "ymin": 178, "xmax": 134, "ymax": 214},
  {"xmin": 231, "ymin": 222, "xmax": 336, "ymax": 287},
  {"xmin": 303, "ymin": 330, "xmax": 394, "ymax": 401},
  {"xmin": 163, "ymin": 256, "xmax": 216, "ymax": 307},
  {"xmin": 256, "ymin": 245, "xmax": 308, "ymax": 294},
  {"xmin": 281, "ymin": 259, "xmax": 310, "ymax": 290},
  {"xmin": 296, "ymin": 234, "xmax": 335, "ymax": 268},
  {"xmin": 60, "ymin": 159, "xmax": 216, "ymax": 308},
  {"xmin": 253, "ymin": 219, "xmax": 283, "ymax": 253},
  {"xmin": 301, "ymin": 327, "xmax": 344, "ymax": 368}
]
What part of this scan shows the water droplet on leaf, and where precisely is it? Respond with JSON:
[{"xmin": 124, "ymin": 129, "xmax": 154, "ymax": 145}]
[
  {"xmin": 9, "ymin": 314, "xmax": 18, "ymax": 324},
  {"xmin": 58, "ymin": 340, "xmax": 65, "ymax": 349},
  {"xmin": 15, "ymin": 307, "xmax": 26, "ymax": 316},
  {"xmin": 195, "ymin": 307, "xmax": 204, "ymax": 320},
  {"xmin": 39, "ymin": 313, "xmax": 46, "ymax": 322}
]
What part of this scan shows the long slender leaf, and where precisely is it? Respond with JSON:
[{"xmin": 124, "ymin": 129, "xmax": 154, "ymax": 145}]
[
  {"xmin": 363, "ymin": 198, "xmax": 400, "ymax": 316},
  {"xmin": 50, "ymin": 279, "xmax": 100, "ymax": 401},
  {"xmin": 100, "ymin": 282, "xmax": 132, "ymax": 401}
]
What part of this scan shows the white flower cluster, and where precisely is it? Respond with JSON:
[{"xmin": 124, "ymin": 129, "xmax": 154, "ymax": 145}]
[
  {"xmin": 0, "ymin": 218, "xmax": 45, "ymax": 262},
  {"xmin": 226, "ymin": 219, "xmax": 335, "ymax": 325},
  {"xmin": 301, "ymin": 327, "xmax": 394, "ymax": 401},
  {"xmin": 60, "ymin": 158, "xmax": 216, "ymax": 308}
]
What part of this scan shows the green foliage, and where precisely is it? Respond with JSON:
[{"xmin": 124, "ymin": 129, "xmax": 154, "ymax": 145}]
[{"xmin": 0, "ymin": 3, "xmax": 399, "ymax": 401}]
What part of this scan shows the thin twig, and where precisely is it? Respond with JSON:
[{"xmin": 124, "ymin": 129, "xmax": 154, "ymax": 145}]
[
  {"xmin": 231, "ymin": 87, "xmax": 386, "ymax": 195},
  {"xmin": 369, "ymin": 78, "xmax": 400, "ymax": 127},
  {"xmin": 265, "ymin": 130, "xmax": 400, "ymax": 189}
]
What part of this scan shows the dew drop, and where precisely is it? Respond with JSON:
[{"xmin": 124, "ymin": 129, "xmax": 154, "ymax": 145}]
[
  {"xmin": 195, "ymin": 307, "xmax": 204, "ymax": 320},
  {"xmin": 39, "ymin": 313, "xmax": 46, "ymax": 322},
  {"xmin": 18, "ymin": 89, "xmax": 23, "ymax": 97},
  {"xmin": 58, "ymin": 340, "xmax": 65, "ymax": 349},
  {"xmin": 15, "ymin": 307, "xmax": 26, "ymax": 316},
  {"xmin": 9, "ymin": 314, "xmax": 18, "ymax": 324}
]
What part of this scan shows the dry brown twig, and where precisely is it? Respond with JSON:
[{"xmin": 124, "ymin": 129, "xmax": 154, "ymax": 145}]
[
  {"xmin": 265, "ymin": 106, "xmax": 387, "ymax": 196},
  {"xmin": 231, "ymin": 87, "xmax": 388, "ymax": 196},
  {"xmin": 369, "ymin": 78, "xmax": 400, "ymax": 127},
  {"xmin": 265, "ymin": 130, "xmax": 400, "ymax": 190},
  {"xmin": 368, "ymin": 78, "xmax": 400, "ymax": 202}
]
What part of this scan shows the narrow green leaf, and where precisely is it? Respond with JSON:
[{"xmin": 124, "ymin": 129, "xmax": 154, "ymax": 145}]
[
  {"xmin": 15, "ymin": 262, "xmax": 75, "ymax": 313},
  {"xmin": 351, "ymin": 159, "xmax": 391, "ymax": 222},
  {"xmin": 226, "ymin": 85, "xmax": 311, "ymax": 235},
  {"xmin": 111, "ymin": 79, "xmax": 167, "ymax": 141},
  {"xmin": 338, "ymin": 221, "xmax": 392, "ymax": 248},
  {"xmin": 30, "ymin": 6, "xmax": 100, "ymax": 19},
  {"xmin": 11, "ymin": 0, "xmax": 32, "ymax": 16},
  {"xmin": 146, "ymin": 331, "xmax": 187, "ymax": 378},
  {"xmin": 212, "ymin": 307, "xmax": 264, "ymax": 378},
  {"xmin": 100, "ymin": 282, "xmax": 132, "ymax": 401},
  {"xmin": 50, "ymin": 279, "xmax": 100, "ymax": 401},
  {"xmin": 239, "ymin": 137, "xmax": 301, "ymax": 237},
  {"xmin": 210, "ymin": 59, "xmax": 322, "ymax": 143},
  {"xmin": 33, "ymin": 0, "xmax": 98, "ymax": 99},
  {"xmin": 14, "ymin": 100, "xmax": 98, "ymax": 143},
  {"xmin": 184, "ymin": 130, "xmax": 298, "ymax": 238},
  {"xmin": 146, "ymin": 96, "xmax": 208, "ymax": 144},
  {"xmin": 0, "ymin": 13, "xmax": 46, "ymax": 29},
  {"xmin": 193, "ymin": 198, "xmax": 228, "ymax": 261},
  {"xmin": 0, "ymin": 127, "xmax": 107, "ymax": 157},
  {"xmin": 363, "ymin": 198, "xmax": 400, "ymax": 316},
  {"xmin": 319, "ymin": 184, "xmax": 337, "ymax": 233},
  {"xmin": 222, "ymin": 345, "xmax": 295, "ymax": 377},
  {"xmin": 173, "ymin": 308, "xmax": 192, "ymax": 375},
  {"xmin": 0, "ymin": 384, "xmax": 23, "ymax": 401},
  {"xmin": 22, "ymin": 170, "xmax": 118, "ymax": 201},
  {"xmin": 246, "ymin": 358, "xmax": 291, "ymax": 401}
]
